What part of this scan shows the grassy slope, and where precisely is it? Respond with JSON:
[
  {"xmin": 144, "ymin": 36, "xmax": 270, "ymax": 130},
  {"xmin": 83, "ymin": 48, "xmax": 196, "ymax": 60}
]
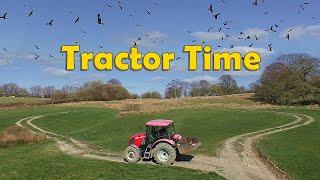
[
  {"xmin": 32, "ymin": 108, "xmax": 293, "ymax": 155},
  {"xmin": 0, "ymin": 141, "xmax": 222, "ymax": 180},
  {"xmin": 258, "ymin": 109, "xmax": 320, "ymax": 180}
]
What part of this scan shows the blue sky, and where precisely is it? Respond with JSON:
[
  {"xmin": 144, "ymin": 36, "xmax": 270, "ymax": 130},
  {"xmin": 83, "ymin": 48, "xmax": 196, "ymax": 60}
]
[{"xmin": 0, "ymin": 0, "xmax": 319, "ymax": 94}]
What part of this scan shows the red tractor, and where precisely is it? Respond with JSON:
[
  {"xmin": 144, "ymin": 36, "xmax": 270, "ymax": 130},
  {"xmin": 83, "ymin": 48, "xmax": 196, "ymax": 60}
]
[{"xmin": 124, "ymin": 119, "xmax": 200, "ymax": 165}]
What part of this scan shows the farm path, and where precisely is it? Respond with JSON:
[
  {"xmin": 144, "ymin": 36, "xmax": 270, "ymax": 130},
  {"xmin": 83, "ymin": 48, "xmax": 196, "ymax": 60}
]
[{"xmin": 16, "ymin": 112, "xmax": 314, "ymax": 180}]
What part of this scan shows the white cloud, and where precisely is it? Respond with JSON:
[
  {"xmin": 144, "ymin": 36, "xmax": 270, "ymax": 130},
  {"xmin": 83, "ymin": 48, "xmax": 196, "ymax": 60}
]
[
  {"xmin": 191, "ymin": 31, "xmax": 225, "ymax": 41},
  {"xmin": 280, "ymin": 24, "xmax": 320, "ymax": 39},
  {"xmin": 151, "ymin": 76, "xmax": 165, "ymax": 81},
  {"xmin": 216, "ymin": 46, "xmax": 274, "ymax": 58},
  {"xmin": 237, "ymin": 28, "xmax": 269, "ymax": 40},
  {"xmin": 126, "ymin": 31, "xmax": 167, "ymax": 48},
  {"xmin": 171, "ymin": 64, "xmax": 188, "ymax": 72},
  {"xmin": 305, "ymin": 25, "xmax": 320, "ymax": 37},
  {"xmin": 43, "ymin": 67, "xmax": 72, "ymax": 78},
  {"xmin": 222, "ymin": 70, "xmax": 262, "ymax": 78},
  {"xmin": 184, "ymin": 75, "xmax": 218, "ymax": 83}
]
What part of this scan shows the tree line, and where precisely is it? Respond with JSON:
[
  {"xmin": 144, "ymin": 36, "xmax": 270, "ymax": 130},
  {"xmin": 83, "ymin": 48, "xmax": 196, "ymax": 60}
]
[
  {"xmin": 0, "ymin": 79, "xmax": 131, "ymax": 103},
  {"xmin": 164, "ymin": 75, "xmax": 243, "ymax": 98}
]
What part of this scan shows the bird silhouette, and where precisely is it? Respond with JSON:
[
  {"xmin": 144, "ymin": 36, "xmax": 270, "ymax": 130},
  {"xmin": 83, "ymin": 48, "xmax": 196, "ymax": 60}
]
[
  {"xmin": 46, "ymin": 20, "xmax": 53, "ymax": 26},
  {"xmin": 3, "ymin": 48, "xmax": 8, "ymax": 51},
  {"xmin": 286, "ymin": 33, "xmax": 290, "ymax": 40},
  {"xmin": 106, "ymin": 3, "xmax": 112, "ymax": 8},
  {"xmin": 0, "ymin": 13, "xmax": 8, "ymax": 19},
  {"xmin": 213, "ymin": 13, "xmax": 220, "ymax": 19},
  {"xmin": 249, "ymin": 43, "xmax": 254, "ymax": 47},
  {"xmin": 35, "ymin": 45, "xmax": 40, "ymax": 50},
  {"xmin": 33, "ymin": 53, "xmax": 40, "ymax": 59},
  {"xmin": 223, "ymin": 21, "xmax": 230, "ymax": 26},
  {"xmin": 97, "ymin": 14, "xmax": 104, "ymax": 25},
  {"xmin": 28, "ymin": 10, "xmax": 33, "ymax": 17},
  {"xmin": 74, "ymin": 17, "xmax": 80, "ymax": 24},
  {"xmin": 146, "ymin": 10, "xmax": 151, "ymax": 15},
  {"xmin": 208, "ymin": 4, "xmax": 213, "ymax": 13},
  {"xmin": 268, "ymin": 44, "xmax": 272, "ymax": 51}
]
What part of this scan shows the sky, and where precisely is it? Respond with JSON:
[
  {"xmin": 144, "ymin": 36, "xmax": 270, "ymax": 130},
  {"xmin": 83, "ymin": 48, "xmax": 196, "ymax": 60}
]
[{"xmin": 0, "ymin": 0, "xmax": 319, "ymax": 94}]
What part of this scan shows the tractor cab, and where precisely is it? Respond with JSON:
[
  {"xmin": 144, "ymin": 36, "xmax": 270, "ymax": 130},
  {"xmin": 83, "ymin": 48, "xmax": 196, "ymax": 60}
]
[{"xmin": 145, "ymin": 119, "xmax": 176, "ymax": 145}]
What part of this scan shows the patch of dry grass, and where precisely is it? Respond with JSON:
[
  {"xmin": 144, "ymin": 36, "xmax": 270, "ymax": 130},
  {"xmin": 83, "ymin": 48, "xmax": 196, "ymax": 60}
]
[
  {"xmin": 59, "ymin": 93, "xmax": 279, "ymax": 115},
  {"xmin": 0, "ymin": 126, "xmax": 46, "ymax": 148}
]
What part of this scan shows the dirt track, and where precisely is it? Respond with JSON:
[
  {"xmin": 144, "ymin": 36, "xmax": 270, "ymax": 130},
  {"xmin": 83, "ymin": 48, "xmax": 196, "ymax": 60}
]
[{"xmin": 15, "ymin": 112, "xmax": 314, "ymax": 180}]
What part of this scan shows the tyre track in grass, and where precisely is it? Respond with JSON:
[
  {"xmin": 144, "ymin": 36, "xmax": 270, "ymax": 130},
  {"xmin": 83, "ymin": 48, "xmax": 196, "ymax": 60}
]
[{"xmin": 15, "ymin": 112, "xmax": 314, "ymax": 180}]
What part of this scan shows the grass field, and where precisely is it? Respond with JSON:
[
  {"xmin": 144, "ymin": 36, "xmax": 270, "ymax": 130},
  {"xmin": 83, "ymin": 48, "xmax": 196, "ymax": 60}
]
[
  {"xmin": 0, "ymin": 140, "xmax": 222, "ymax": 179},
  {"xmin": 32, "ymin": 108, "xmax": 293, "ymax": 155},
  {"xmin": 0, "ymin": 107, "xmax": 223, "ymax": 179},
  {"xmin": 258, "ymin": 109, "xmax": 320, "ymax": 180},
  {"xmin": 0, "ymin": 95, "xmax": 319, "ymax": 179}
]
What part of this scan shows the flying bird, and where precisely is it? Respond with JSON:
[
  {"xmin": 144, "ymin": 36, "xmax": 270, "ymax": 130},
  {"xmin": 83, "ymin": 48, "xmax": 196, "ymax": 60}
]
[
  {"xmin": 286, "ymin": 33, "xmax": 290, "ymax": 40},
  {"xmin": 146, "ymin": 10, "xmax": 151, "ymax": 15},
  {"xmin": 97, "ymin": 13, "xmax": 104, "ymax": 25},
  {"xmin": 208, "ymin": 4, "xmax": 213, "ymax": 13},
  {"xmin": 74, "ymin": 17, "xmax": 80, "ymax": 24},
  {"xmin": 46, "ymin": 20, "xmax": 53, "ymax": 26},
  {"xmin": 28, "ymin": 10, "xmax": 33, "ymax": 17},
  {"xmin": 35, "ymin": 45, "xmax": 40, "ymax": 50},
  {"xmin": 106, "ymin": 3, "xmax": 112, "ymax": 8},
  {"xmin": 213, "ymin": 13, "xmax": 220, "ymax": 19},
  {"xmin": 33, "ymin": 53, "xmax": 40, "ymax": 59},
  {"xmin": 0, "ymin": 13, "xmax": 8, "ymax": 19},
  {"xmin": 223, "ymin": 21, "xmax": 230, "ymax": 26},
  {"xmin": 268, "ymin": 43, "xmax": 272, "ymax": 51}
]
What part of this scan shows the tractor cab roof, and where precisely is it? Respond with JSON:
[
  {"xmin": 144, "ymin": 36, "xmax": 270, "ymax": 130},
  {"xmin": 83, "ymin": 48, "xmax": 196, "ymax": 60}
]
[{"xmin": 145, "ymin": 119, "xmax": 174, "ymax": 127}]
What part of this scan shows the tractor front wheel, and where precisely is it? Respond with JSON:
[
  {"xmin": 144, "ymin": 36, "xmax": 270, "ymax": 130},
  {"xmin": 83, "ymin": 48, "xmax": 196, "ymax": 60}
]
[
  {"xmin": 124, "ymin": 145, "xmax": 141, "ymax": 163},
  {"xmin": 153, "ymin": 143, "xmax": 176, "ymax": 165}
]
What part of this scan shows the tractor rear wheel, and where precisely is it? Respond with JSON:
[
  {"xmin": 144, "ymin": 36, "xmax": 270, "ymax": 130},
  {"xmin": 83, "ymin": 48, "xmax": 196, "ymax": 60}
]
[
  {"xmin": 124, "ymin": 145, "xmax": 141, "ymax": 163},
  {"xmin": 153, "ymin": 143, "xmax": 176, "ymax": 165}
]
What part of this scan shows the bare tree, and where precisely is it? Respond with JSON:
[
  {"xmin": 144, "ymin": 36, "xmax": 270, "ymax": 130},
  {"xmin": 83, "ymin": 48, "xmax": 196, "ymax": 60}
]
[
  {"xmin": 30, "ymin": 85, "xmax": 43, "ymax": 97},
  {"xmin": 165, "ymin": 79, "xmax": 184, "ymax": 98},
  {"xmin": 42, "ymin": 86, "xmax": 55, "ymax": 98},
  {"xmin": 218, "ymin": 75, "xmax": 239, "ymax": 95}
]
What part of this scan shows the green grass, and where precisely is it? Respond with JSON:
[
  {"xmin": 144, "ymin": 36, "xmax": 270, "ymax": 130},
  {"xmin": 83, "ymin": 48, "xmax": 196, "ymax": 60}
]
[
  {"xmin": 1, "ymin": 105, "xmax": 319, "ymax": 179},
  {"xmin": 0, "ymin": 107, "xmax": 224, "ymax": 179},
  {"xmin": 258, "ymin": 109, "xmax": 320, "ymax": 180},
  {"xmin": 0, "ymin": 141, "xmax": 222, "ymax": 180},
  {"xmin": 31, "ymin": 108, "xmax": 293, "ymax": 155}
]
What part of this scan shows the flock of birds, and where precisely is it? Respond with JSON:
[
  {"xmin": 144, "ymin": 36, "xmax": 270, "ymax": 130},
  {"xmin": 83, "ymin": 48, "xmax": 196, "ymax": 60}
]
[{"xmin": 0, "ymin": 0, "xmax": 317, "ymax": 64}]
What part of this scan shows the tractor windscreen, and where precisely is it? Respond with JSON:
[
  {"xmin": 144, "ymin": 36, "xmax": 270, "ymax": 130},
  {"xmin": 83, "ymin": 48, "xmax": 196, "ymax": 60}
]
[{"xmin": 167, "ymin": 123, "xmax": 176, "ymax": 137}]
